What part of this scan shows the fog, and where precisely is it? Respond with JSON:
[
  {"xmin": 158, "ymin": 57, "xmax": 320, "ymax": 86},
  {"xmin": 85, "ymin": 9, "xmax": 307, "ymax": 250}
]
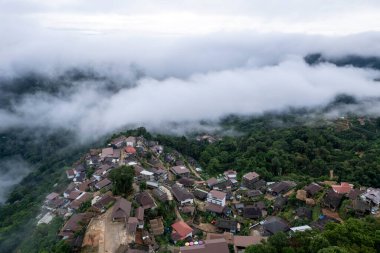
[
  {"xmin": 0, "ymin": 157, "xmax": 32, "ymax": 203},
  {"xmin": 0, "ymin": 0, "xmax": 380, "ymax": 141}
]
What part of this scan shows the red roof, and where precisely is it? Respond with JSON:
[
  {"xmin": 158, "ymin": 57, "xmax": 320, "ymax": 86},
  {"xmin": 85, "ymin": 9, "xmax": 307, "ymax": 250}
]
[
  {"xmin": 171, "ymin": 220, "xmax": 193, "ymax": 238},
  {"xmin": 332, "ymin": 182, "xmax": 353, "ymax": 194},
  {"xmin": 125, "ymin": 146, "xmax": 136, "ymax": 154}
]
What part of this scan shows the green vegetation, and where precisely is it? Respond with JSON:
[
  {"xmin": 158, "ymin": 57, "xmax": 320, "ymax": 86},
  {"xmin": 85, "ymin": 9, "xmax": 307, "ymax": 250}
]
[
  {"xmin": 246, "ymin": 217, "xmax": 380, "ymax": 253},
  {"xmin": 158, "ymin": 115, "xmax": 380, "ymax": 187},
  {"xmin": 109, "ymin": 165, "xmax": 134, "ymax": 196}
]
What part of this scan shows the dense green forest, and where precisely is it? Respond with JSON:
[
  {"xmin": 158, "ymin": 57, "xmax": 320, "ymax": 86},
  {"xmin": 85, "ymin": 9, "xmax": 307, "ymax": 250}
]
[{"xmin": 157, "ymin": 114, "xmax": 380, "ymax": 187}]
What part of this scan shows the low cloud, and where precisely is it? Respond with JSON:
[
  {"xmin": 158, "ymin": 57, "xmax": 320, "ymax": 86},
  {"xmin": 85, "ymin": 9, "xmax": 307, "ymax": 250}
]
[
  {"xmin": 0, "ymin": 157, "xmax": 32, "ymax": 203},
  {"xmin": 0, "ymin": 58, "xmax": 379, "ymax": 141}
]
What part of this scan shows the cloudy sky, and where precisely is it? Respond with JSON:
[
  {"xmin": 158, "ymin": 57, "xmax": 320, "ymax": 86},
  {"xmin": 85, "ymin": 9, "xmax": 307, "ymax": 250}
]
[{"xmin": 0, "ymin": 0, "xmax": 380, "ymax": 139}]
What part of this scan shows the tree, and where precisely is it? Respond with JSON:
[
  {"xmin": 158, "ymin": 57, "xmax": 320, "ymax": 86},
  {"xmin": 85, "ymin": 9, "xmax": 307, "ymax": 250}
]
[
  {"xmin": 317, "ymin": 246, "xmax": 348, "ymax": 253},
  {"xmin": 245, "ymin": 244, "xmax": 276, "ymax": 253},
  {"xmin": 268, "ymin": 232, "xmax": 289, "ymax": 253},
  {"xmin": 109, "ymin": 166, "xmax": 134, "ymax": 196},
  {"xmin": 309, "ymin": 235, "xmax": 330, "ymax": 253}
]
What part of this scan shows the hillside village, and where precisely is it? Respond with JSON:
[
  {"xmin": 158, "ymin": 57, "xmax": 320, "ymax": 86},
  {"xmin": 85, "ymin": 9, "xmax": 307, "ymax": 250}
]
[{"xmin": 39, "ymin": 133, "xmax": 380, "ymax": 253}]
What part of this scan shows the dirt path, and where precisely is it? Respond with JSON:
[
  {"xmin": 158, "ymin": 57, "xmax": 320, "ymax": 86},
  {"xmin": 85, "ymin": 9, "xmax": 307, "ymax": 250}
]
[
  {"xmin": 103, "ymin": 208, "xmax": 128, "ymax": 253},
  {"xmin": 322, "ymin": 208, "xmax": 343, "ymax": 222}
]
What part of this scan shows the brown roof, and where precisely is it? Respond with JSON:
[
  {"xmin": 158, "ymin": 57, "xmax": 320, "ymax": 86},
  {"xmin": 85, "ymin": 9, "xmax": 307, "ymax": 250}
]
[
  {"xmin": 304, "ymin": 183, "xmax": 323, "ymax": 196},
  {"xmin": 127, "ymin": 217, "xmax": 139, "ymax": 234},
  {"xmin": 178, "ymin": 177, "xmax": 195, "ymax": 187},
  {"xmin": 243, "ymin": 172, "xmax": 260, "ymax": 181},
  {"xmin": 206, "ymin": 177, "xmax": 218, "ymax": 187},
  {"xmin": 93, "ymin": 194, "xmax": 115, "ymax": 211},
  {"xmin": 171, "ymin": 166, "xmax": 190, "ymax": 175},
  {"xmin": 206, "ymin": 203, "xmax": 225, "ymax": 214},
  {"xmin": 46, "ymin": 192, "xmax": 59, "ymax": 201},
  {"xmin": 206, "ymin": 232, "xmax": 234, "ymax": 244},
  {"xmin": 209, "ymin": 190, "xmax": 226, "ymax": 200},
  {"xmin": 233, "ymin": 235, "xmax": 263, "ymax": 248},
  {"xmin": 67, "ymin": 191, "xmax": 83, "ymax": 200},
  {"xmin": 112, "ymin": 197, "xmax": 132, "ymax": 221},
  {"xmin": 60, "ymin": 213, "xmax": 92, "ymax": 238},
  {"xmin": 180, "ymin": 238, "xmax": 229, "ymax": 253},
  {"xmin": 149, "ymin": 218, "xmax": 164, "ymax": 236},
  {"xmin": 135, "ymin": 192, "xmax": 155, "ymax": 209},
  {"xmin": 95, "ymin": 178, "xmax": 112, "ymax": 189},
  {"xmin": 171, "ymin": 184, "xmax": 194, "ymax": 202},
  {"xmin": 171, "ymin": 220, "xmax": 193, "ymax": 238},
  {"xmin": 136, "ymin": 207, "xmax": 144, "ymax": 221}
]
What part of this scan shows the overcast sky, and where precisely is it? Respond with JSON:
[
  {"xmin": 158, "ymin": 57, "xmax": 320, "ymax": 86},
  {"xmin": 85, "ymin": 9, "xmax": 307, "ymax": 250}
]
[{"xmin": 0, "ymin": 0, "xmax": 380, "ymax": 140}]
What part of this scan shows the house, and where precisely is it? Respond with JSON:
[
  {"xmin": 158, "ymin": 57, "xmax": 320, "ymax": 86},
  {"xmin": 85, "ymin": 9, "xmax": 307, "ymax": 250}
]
[
  {"xmin": 295, "ymin": 207, "xmax": 312, "ymax": 220},
  {"xmin": 67, "ymin": 190, "xmax": 83, "ymax": 201},
  {"xmin": 91, "ymin": 194, "xmax": 115, "ymax": 213},
  {"xmin": 45, "ymin": 192, "xmax": 59, "ymax": 203},
  {"xmin": 150, "ymin": 217, "xmax": 164, "ymax": 236},
  {"xmin": 171, "ymin": 184, "xmax": 194, "ymax": 205},
  {"xmin": 304, "ymin": 183, "xmax": 323, "ymax": 197},
  {"xmin": 207, "ymin": 190, "xmax": 226, "ymax": 207},
  {"xmin": 101, "ymin": 148, "xmax": 120, "ymax": 163},
  {"xmin": 361, "ymin": 188, "xmax": 380, "ymax": 206},
  {"xmin": 290, "ymin": 225, "xmax": 312, "ymax": 233},
  {"xmin": 135, "ymin": 191, "xmax": 155, "ymax": 209},
  {"xmin": 262, "ymin": 216, "xmax": 290, "ymax": 235},
  {"xmin": 351, "ymin": 199, "xmax": 371, "ymax": 216},
  {"xmin": 59, "ymin": 213, "xmax": 92, "ymax": 239},
  {"xmin": 77, "ymin": 179, "xmax": 92, "ymax": 192},
  {"xmin": 242, "ymin": 172, "xmax": 260, "ymax": 189},
  {"xmin": 95, "ymin": 178, "xmax": 112, "ymax": 190},
  {"xmin": 152, "ymin": 188, "xmax": 169, "ymax": 202},
  {"xmin": 322, "ymin": 190, "xmax": 343, "ymax": 211},
  {"xmin": 332, "ymin": 182, "xmax": 354, "ymax": 195},
  {"xmin": 223, "ymin": 170, "xmax": 237, "ymax": 180},
  {"xmin": 151, "ymin": 168, "xmax": 168, "ymax": 181},
  {"xmin": 193, "ymin": 188, "xmax": 209, "ymax": 201},
  {"xmin": 348, "ymin": 188, "xmax": 365, "ymax": 200},
  {"xmin": 125, "ymin": 146, "xmax": 137, "ymax": 155},
  {"xmin": 245, "ymin": 190, "xmax": 263, "ymax": 198},
  {"xmin": 170, "ymin": 166, "xmax": 190, "ymax": 177},
  {"xmin": 273, "ymin": 196, "xmax": 288, "ymax": 212},
  {"xmin": 112, "ymin": 197, "xmax": 132, "ymax": 222},
  {"xmin": 69, "ymin": 192, "xmax": 93, "ymax": 211},
  {"xmin": 233, "ymin": 235, "xmax": 263, "ymax": 252},
  {"xmin": 171, "ymin": 220, "xmax": 193, "ymax": 242},
  {"xmin": 206, "ymin": 232, "xmax": 234, "ymax": 245},
  {"xmin": 205, "ymin": 203, "xmax": 226, "ymax": 214},
  {"xmin": 136, "ymin": 207, "xmax": 144, "ymax": 228},
  {"xmin": 46, "ymin": 197, "xmax": 67, "ymax": 209},
  {"xmin": 63, "ymin": 182, "xmax": 77, "ymax": 198},
  {"xmin": 126, "ymin": 136, "xmax": 137, "ymax": 147},
  {"xmin": 178, "ymin": 177, "xmax": 195, "ymax": 187},
  {"xmin": 252, "ymin": 179, "xmax": 267, "ymax": 190},
  {"xmin": 215, "ymin": 219, "xmax": 238, "ymax": 233},
  {"xmin": 140, "ymin": 170, "xmax": 155, "ymax": 182},
  {"xmin": 206, "ymin": 177, "xmax": 218, "ymax": 188},
  {"xmin": 179, "ymin": 238, "xmax": 229, "ymax": 253},
  {"xmin": 66, "ymin": 169, "xmax": 75, "ymax": 179},
  {"xmin": 268, "ymin": 181, "xmax": 296, "ymax": 196},
  {"xmin": 127, "ymin": 217, "xmax": 138, "ymax": 242},
  {"xmin": 73, "ymin": 172, "xmax": 86, "ymax": 183},
  {"xmin": 243, "ymin": 205, "xmax": 262, "ymax": 219},
  {"xmin": 110, "ymin": 136, "xmax": 127, "ymax": 148},
  {"xmin": 93, "ymin": 164, "xmax": 112, "ymax": 181}
]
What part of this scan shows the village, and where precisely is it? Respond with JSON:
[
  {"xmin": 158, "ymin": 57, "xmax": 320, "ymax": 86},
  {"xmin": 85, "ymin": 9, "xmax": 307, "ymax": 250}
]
[{"xmin": 38, "ymin": 134, "xmax": 380, "ymax": 253}]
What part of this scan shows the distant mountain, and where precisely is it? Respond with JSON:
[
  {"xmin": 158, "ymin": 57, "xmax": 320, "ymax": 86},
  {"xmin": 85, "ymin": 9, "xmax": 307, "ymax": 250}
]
[{"xmin": 304, "ymin": 53, "xmax": 380, "ymax": 70}]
